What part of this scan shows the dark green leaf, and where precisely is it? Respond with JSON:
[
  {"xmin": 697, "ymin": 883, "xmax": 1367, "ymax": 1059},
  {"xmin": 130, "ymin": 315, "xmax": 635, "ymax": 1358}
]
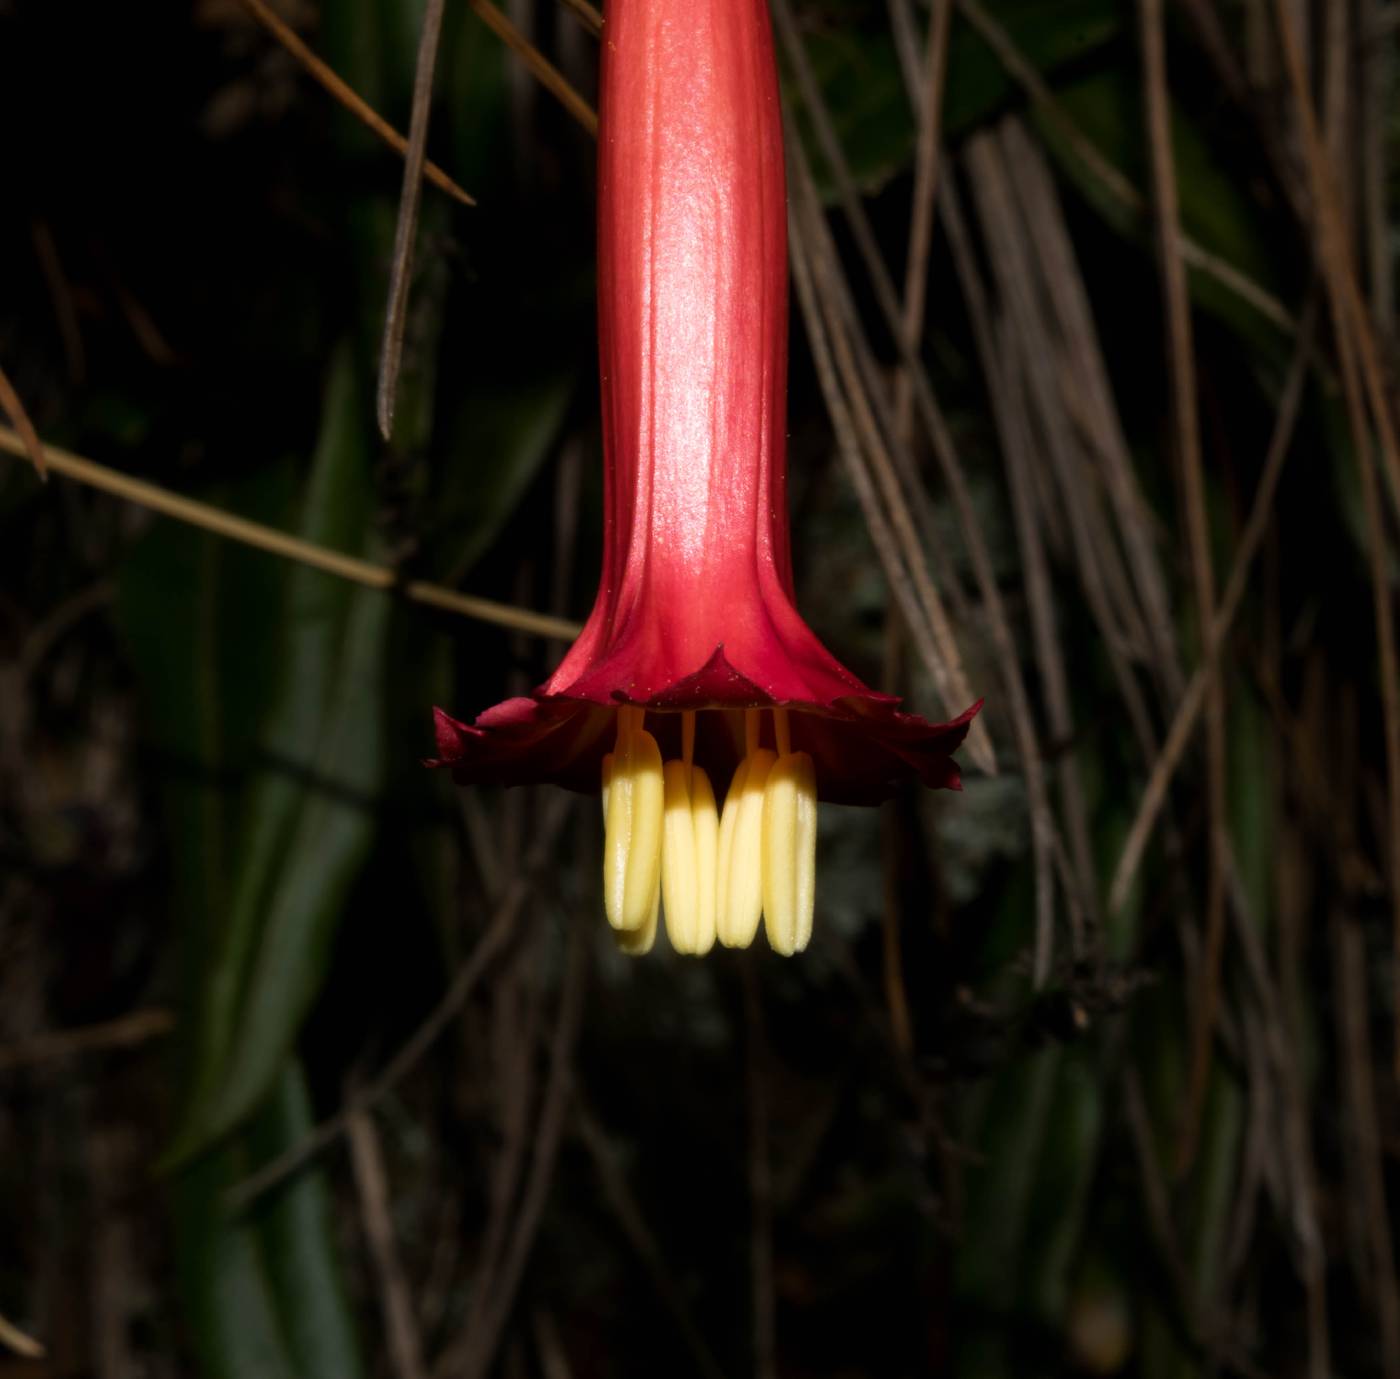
[
  {"xmin": 1033, "ymin": 69, "xmax": 1290, "ymax": 354},
  {"xmin": 169, "ymin": 345, "xmax": 389, "ymax": 1159},
  {"xmin": 787, "ymin": 0, "xmax": 1121, "ymax": 197},
  {"xmin": 435, "ymin": 368, "xmax": 574, "ymax": 582},
  {"xmin": 177, "ymin": 1063, "xmax": 363, "ymax": 1379}
]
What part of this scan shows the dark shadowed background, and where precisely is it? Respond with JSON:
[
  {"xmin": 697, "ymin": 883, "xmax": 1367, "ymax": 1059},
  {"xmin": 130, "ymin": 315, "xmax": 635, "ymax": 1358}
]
[{"xmin": 2, "ymin": 0, "xmax": 1398, "ymax": 1376}]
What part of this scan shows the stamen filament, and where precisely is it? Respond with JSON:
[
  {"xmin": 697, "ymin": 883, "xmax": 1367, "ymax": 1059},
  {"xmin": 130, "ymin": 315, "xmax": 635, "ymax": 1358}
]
[
  {"xmin": 744, "ymin": 707, "xmax": 761, "ymax": 756},
  {"xmin": 773, "ymin": 706, "xmax": 791, "ymax": 757}
]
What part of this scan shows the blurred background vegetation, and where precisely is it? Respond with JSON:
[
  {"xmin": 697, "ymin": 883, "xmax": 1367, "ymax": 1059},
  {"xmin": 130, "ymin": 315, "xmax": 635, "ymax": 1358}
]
[{"xmin": 2, "ymin": 0, "xmax": 1399, "ymax": 1375}]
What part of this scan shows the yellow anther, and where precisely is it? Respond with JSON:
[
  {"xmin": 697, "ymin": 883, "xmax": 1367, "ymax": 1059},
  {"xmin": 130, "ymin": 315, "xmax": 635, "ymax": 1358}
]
[
  {"xmin": 762, "ymin": 750, "xmax": 817, "ymax": 956},
  {"xmin": 602, "ymin": 706, "xmax": 818, "ymax": 958},
  {"xmin": 716, "ymin": 747, "xmax": 776, "ymax": 948},
  {"xmin": 616, "ymin": 873, "xmax": 660, "ymax": 955},
  {"xmin": 602, "ymin": 711, "xmax": 664, "ymax": 933},
  {"xmin": 662, "ymin": 759, "xmax": 719, "ymax": 955}
]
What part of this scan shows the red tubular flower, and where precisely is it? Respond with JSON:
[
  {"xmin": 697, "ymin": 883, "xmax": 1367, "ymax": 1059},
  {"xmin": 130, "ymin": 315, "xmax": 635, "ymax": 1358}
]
[{"xmin": 433, "ymin": 0, "xmax": 979, "ymax": 955}]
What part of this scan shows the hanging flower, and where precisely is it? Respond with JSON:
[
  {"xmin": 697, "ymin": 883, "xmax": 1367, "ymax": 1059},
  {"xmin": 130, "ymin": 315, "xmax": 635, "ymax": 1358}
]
[{"xmin": 432, "ymin": 0, "xmax": 979, "ymax": 956}]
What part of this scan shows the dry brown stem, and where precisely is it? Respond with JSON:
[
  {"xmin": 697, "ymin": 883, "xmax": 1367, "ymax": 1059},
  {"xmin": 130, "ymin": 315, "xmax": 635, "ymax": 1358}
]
[
  {"xmin": 468, "ymin": 0, "xmax": 598, "ymax": 135},
  {"xmin": 892, "ymin": 0, "xmax": 953, "ymax": 443},
  {"xmin": 1138, "ymin": 0, "xmax": 1228, "ymax": 1177},
  {"xmin": 0, "ymin": 364, "xmax": 46, "ymax": 480},
  {"xmin": 1107, "ymin": 298, "xmax": 1316, "ymax": 915},
  {"xmin": 557, "ymin": 0, "xmax": 602, "ymax": 35},
  {"xmin": 235, "ymin": 0, "xmax": 473, "ymax": 206},
  {"xmin": 0, "ymin": 425, "xmax": 579, "ymax": 641},
  {"xmin": 376, "ymin": 0, "xmax": 447, "ymax": 440},
  {"xmin": 226, "ymin": 793, "xmax": 572, "ymax": 1213},
  {"xmin": 348, "ymin": 1104, "xmax": 428, "ymax": 1379},
  {"xmin": 0, "ymin": 1313, "xmax": 44, "ymax": 1360},
  {"xmin": 0, "ymin": 1009, "xmax": 173, "ymax": 1074}
]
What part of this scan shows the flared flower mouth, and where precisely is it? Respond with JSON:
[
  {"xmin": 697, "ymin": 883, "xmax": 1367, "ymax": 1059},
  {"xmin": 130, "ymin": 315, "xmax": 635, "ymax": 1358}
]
[
  {"xmin": 431, "ymin": 646, "xmax": 980, "ymax": 806},
  {"xmin": 430, "ymin": 0, "xmax": 978, "ymax": 958}
]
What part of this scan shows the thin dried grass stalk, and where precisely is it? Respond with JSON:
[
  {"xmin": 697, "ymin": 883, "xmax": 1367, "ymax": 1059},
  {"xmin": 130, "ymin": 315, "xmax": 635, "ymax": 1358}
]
[
  {"xmin": 1138, "ymin": 0, "xmax": 1229, "ymax": 1177},
  {"xmin": 234, "ymin": 0, "xmax": 474, "ymax": 206},
  {"xmin": 376, "ymin": 0, "xmax": 448, "ymax": 439},
  {"xmin": 0, "ymin": 426, "xmax": 580, "ymax": 641}
]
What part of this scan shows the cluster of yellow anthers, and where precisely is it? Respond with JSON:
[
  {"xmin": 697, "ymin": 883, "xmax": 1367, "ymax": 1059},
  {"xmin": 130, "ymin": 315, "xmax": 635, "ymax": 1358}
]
[{"xmin": 601, "ymin": 706, "xmax": 817, "ymax": 957}]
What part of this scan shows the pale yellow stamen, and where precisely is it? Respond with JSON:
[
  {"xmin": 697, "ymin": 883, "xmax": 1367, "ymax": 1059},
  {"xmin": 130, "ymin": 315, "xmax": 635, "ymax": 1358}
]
[
  {"xmin": 603, "ymin": 706, "xmax": 664, "ymax": 934},
  {"xmin": 716, "ymin": 744, "xmax": 777, "ymax": 948},
  {"xmin": 616, "ymin": 872, "xmax": 660, "ymax": 955},
  {"xmin": 659, "ymin": 711, "xmax": 717, "ymax": 955},
  {"xmin": 761, "ymin": 748, "xmax": 817, "ymax": 955},
  {"xmin": 601, "ymin": 706, "xmax": 819, "ymax": 958},
  {"xmin": 602, "ymin": 740, "xmax": 661, "ymax": 956},
  {"xmin": 661, "ymin": 757, "xmax": 719, "ymax": 955}
]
